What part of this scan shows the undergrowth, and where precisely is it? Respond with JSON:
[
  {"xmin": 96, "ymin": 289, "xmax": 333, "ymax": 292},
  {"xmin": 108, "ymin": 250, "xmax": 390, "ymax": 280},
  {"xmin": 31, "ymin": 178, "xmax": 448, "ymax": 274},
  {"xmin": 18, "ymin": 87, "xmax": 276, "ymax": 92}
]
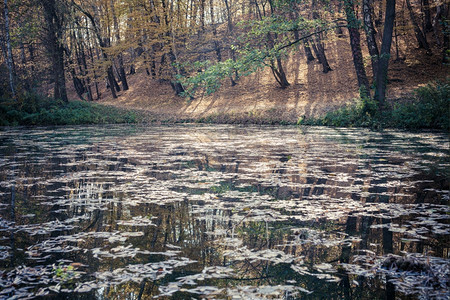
[
  {"xmin": 0, "ymin": 93, "xmax": 139, "ymax": 126},
  {"xmin": 300, "ymin": 79, "xmax": 450, "ymax": 130}
]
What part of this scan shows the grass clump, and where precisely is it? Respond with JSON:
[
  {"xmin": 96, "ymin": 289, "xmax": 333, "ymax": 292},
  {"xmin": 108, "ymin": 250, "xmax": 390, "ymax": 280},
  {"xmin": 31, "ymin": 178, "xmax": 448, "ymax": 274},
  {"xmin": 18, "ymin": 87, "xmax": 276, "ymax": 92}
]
[
  {"xmin": 0, "ymin": 93, "xmax": 139, "ymax": 126},
  {"xmin": 301, "ymin": 79, "xmax": 449, "ymax": 130}
]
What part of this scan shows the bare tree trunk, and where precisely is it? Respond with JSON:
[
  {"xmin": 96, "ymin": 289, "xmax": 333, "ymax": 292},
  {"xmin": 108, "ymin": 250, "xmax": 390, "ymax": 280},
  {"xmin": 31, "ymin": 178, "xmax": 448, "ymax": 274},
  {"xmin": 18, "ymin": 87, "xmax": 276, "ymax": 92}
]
[
  {"xmin": 375, "ymin": 0, "xmax": 396, "ymax": 106},
  {"xmin": 78, "ymin": 40, "xmax": 93, "ymax": 101},
  {"xmin": 303, "ymin": 40, "xmax": 315, "ymax": 62},
  {"xmin": 77, "ymin": 3, "xmax": 117, "ymax": 98},
  {"xmin": 42, "ymin": 0, "xmax": 68, "ymax": 102},
  {"xmin": 224, "ymin": 0, "xmax": 239, "ymax": 84},
  {"xmin": 345, "ymin": 0, "xmax": 370, "ymax": 98},
  {"xmin": 110, "ymin": 0, "xmax": 129, "ymax": 90},
  {"xmin": 85, "ymin": 20, "xmax": 100, "ymax": 100},
  {"xmin": 433, "ymin": 5, "xmax": 449, "ymax": 62},
  {"xmin": 311, "ymin": 39, "xmax": 332, "ymax": 73},
  {"xmin": 422, "ymin": 0, "xmax": 433, "ymax": 32},
  {"xmin": 295, "ymin": 28, "xmax": 314, "ymax": 62},
  {"xmin": 209, "ymin": 0, "xmax": 222, "ymax": 61},
  {"xmin": 311, "ymin": 11, "xmax": 332, "ymax": 73},
  {"xmin": 107, "ymin": 67, "xmax": 118, "ymax": 98},
  {"xmin": 363, "ymin": 0, "xmax": 380, "ymax": 81},
  {"xmin": 272, "ymin": 58, "xmax": 290, "ymax": 88},
  {"xmin": 3, "ymin": 0, "xmax": 15, "ymax": 98},
  {"xmin": 405, "ymin": 0, "xmax": 432, "ymax": 54}
]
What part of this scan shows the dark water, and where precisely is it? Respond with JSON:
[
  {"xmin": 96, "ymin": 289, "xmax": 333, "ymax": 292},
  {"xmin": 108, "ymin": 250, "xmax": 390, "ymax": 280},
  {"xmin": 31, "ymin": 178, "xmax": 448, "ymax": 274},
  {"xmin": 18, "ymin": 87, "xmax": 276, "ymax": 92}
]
[{"xmin": 0, "ymin": 124, "xmax": 448, "ymax": 299}]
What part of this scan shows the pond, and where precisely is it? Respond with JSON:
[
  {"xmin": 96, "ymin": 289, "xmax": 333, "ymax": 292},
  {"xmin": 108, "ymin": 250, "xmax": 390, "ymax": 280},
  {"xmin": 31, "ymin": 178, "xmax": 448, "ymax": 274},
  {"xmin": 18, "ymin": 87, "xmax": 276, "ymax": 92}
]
[{"xmin": 0, "ymin": 124, "xmax": 448, "ymax": 299}]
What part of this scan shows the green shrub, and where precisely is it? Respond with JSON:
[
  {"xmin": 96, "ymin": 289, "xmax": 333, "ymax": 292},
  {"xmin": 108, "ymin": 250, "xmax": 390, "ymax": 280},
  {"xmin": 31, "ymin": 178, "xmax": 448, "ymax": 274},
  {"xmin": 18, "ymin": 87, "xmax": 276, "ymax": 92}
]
[
  {"xmin": 388, "ymin": 80, "xmax": 449, "ymax": 130},
  {"xmin": 301, "ymin": 79, "xmax": 449, "ymax": 130},
  {"xmin": 0, "ymin": 93, "xmax": 141, "ymax": 126}
]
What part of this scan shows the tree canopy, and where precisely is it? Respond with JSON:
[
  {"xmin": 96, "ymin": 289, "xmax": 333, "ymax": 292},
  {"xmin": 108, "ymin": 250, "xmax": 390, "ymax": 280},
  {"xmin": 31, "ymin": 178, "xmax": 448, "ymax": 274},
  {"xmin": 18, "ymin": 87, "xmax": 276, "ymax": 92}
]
[{"xmin": 0, "ymin": 0, "xmax": 448, "ymax": 109}]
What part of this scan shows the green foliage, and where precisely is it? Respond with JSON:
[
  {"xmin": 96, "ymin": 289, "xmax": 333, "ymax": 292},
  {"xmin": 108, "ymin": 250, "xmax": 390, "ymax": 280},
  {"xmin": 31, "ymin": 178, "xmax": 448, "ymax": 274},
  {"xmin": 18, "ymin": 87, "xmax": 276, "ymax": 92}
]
[
  {"xmin": 301, "ymin": 97, "xmax": 378, "ymax": 128},
  {"xmin": 53, "ymin": 263, "xmax": 77, "ymax": 281},
  {"xmin": 389, "ymin": 80, "xmax": 450, "ymax": 130},
  {"xmin": 0, "ymin": 93, "xmax": 139, "ymax": 126},
  {"xmin": 301, "ymin": 79, "xmax": 450, "ymax": 130},
  {"xmin": 179, "ymin": 15, "xmax": 319, "ymax": 98}
]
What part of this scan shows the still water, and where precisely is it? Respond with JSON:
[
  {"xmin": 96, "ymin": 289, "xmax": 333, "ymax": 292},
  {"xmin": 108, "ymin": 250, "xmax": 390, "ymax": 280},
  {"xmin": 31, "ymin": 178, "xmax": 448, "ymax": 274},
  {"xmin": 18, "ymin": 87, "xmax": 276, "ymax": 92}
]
[{"xmin": 0, "ymin": 124, "xmax": 448, "ymax": 299}]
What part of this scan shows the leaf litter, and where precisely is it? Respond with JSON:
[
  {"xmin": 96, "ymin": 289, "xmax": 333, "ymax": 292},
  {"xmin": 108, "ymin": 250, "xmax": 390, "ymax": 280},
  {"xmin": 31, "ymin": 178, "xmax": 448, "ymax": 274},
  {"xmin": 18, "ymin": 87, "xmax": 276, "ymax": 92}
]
[{"xmin": 0, "ymin": 125, "xmax": 448, "ymax": 299}]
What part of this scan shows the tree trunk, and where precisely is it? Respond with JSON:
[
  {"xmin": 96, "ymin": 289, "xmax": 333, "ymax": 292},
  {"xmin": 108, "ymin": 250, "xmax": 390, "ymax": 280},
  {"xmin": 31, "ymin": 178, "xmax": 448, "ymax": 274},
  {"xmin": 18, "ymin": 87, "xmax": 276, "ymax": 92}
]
[
  {"xmin": 345, "ymin": 0, "xmax": 370, "ymax": 98},
  {"xmin": 224, "ymin": 0, "xmax": 239, "ymax": 84},
  {"xmin": 209, "ymin": 0, "xmax": 222, "ymax": 61},
  {"xmin": 433, "ymin": 5, "xmax": 449, "ymax": 63},
  {"xmin": 110, "ymin": 0, "xmax": 129, "ymax": 91},
  {"xmin": 106, "ymin": 67, "xmax": 118, "ymax": 98},
  {"xmin": 405, "ymin": 0, "xmax": 432, "ymax": 54},
  {"xmin": 310, "ymin": 11, "xmax": 332, "ymax": 73},
  {"xmin": 422, "ymin": 0, "xmax": 433, "ymax": 32},
  {"xmin": 167, "ymin": 51, "xmax": 185, "ymax": 95},
  {"xmin": 363, "ymin": 0, "xmax": 380, "ymax": 81},
  {"xmin": 303, "ymin": 40, "xmax": 315, "ymax": 62},
  {"xmin": 311, "ymin": 40, "xmax": 332, "ymax": 73},
  {"xmin": 275, "ymin": 58, "xmax": 290, "ymax": 88},
  {"xmin": 375, "ymin": 0, "xmax": 396, "ymax": 107},
  {"xmin": 296, "ymin": 29, "xmax": 314, "ymax": 62},
  {"xmin": 3, "ymin": 0, "xmax": 16, "ymax": 98},
  {"xmin": 42, "ymin": 0, "xmax": 68, "ymax": 102},
  {"xmin": 112, "ymin": 64, "xmax": 121, "ymax": 92},
  {"xmin": 77, "ymin": 4, "xmax": 117, "ymax": 98},
  {"xmin": 78, "ymin": 40, "xmax": 93, "ymax": 101}
]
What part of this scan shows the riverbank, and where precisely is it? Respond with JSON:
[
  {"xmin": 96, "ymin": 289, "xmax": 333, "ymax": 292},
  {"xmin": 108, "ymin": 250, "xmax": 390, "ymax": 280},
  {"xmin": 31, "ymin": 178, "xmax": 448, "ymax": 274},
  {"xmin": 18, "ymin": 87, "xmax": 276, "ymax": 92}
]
[{"xmin": 1, "ymin": 78, "xmax": 448, "ymax": 130}]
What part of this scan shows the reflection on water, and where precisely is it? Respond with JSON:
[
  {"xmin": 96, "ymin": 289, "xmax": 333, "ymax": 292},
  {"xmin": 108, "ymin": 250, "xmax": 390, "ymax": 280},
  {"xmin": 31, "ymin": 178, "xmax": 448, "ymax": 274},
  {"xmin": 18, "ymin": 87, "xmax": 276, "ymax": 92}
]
[{"xmin": 0, "ymin": 124, "xmax": 448, "ymax": 299}]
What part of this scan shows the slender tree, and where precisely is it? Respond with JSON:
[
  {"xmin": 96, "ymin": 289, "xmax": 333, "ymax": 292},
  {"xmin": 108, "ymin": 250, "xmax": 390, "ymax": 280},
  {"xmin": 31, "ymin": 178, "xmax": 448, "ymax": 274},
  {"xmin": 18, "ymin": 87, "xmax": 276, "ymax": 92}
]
[
  {"xmin": 405, "ymin": 0, "xmax": 432, "ymax": 54},
  {"xmin": 344, "ymin": 0, "xmax": 370, "ymax": 97},
  {"xmin": 3, "ymin": 0, "xmax": 15, "ymax": 98},
  {"xmin": 362, "ymin": 0, "xmax": 380, "ymax": 80},
  {"xmin": 374, "ymin": 0, "xmax": 396, "ymax": 106}
]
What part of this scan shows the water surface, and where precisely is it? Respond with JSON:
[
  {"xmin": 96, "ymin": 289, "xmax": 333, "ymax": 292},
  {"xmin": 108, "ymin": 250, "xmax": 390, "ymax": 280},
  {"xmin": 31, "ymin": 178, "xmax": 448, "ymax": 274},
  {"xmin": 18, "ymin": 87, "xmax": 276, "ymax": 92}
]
[{"xmin": 0, "ymin": 125, "xmax": 448, "ymax": 299}]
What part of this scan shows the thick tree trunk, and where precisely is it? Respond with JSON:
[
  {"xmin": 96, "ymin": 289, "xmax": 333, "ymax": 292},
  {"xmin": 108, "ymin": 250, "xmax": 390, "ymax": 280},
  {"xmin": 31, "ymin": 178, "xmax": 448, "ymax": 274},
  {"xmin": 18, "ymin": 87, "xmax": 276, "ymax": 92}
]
[
  {"xmin": 422, "ymin": 0, "xmax": 433, "ymax": 32},
  {"xmin": 345, "ymin": 0, "xmax": 370, "ymax": 98},
  {"xmin": 3, "ymin": 0, "xmax": 15, "ymax": 98},
  {"xmin": 363, "ymin": 0, "xmax": 380, "ymax": 81},
  {"xmin": 42, "ymin": 0, "xmax": 68, "ymax": 102},
  {"xmin": 375, "ymin": 0, "xmax": 396, "ymax": 106},
  {"xmin": 405, "ymin": 0, "xmax": 432, "ymax": 54},
  {"xmin": 106, "ymin": 66, "xmax": 118, "ymax": 98}
]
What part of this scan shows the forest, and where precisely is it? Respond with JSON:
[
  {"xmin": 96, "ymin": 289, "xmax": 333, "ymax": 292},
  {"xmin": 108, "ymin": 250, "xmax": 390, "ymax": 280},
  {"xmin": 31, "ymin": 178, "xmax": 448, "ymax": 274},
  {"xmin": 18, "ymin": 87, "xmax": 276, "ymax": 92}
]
[
  {"xmin": 0, "ymin": 1, "xmax": 449, "ymax": 299},
  {"xmin": 0, "ymin": 0, "xmax": 448, "ymax": 127}
]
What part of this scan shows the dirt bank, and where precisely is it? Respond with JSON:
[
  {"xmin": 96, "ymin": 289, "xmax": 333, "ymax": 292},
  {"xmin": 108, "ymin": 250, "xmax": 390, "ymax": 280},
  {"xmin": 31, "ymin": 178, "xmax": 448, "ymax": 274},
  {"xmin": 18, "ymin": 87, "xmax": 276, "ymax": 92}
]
[{"xmin": 86, "ymin": 37, "xmax": 447, "ymax": 123}]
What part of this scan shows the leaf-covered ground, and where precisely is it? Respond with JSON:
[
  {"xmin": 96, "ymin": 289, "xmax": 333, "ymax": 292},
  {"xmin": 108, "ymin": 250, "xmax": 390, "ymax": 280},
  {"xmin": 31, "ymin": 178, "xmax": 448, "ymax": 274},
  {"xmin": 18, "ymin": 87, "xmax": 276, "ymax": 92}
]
[{"xmin": 91, "ymin": 38, "xmax": 448, "ymax": 123}]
